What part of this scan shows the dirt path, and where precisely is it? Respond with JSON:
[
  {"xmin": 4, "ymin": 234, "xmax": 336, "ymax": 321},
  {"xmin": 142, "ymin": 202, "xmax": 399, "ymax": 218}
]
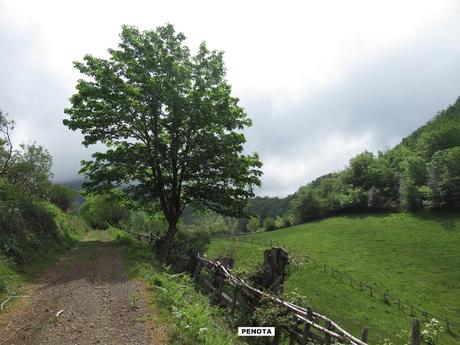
[{"xmin": 0, "ymin": 232, "xmax": 158, "ymax": 345}]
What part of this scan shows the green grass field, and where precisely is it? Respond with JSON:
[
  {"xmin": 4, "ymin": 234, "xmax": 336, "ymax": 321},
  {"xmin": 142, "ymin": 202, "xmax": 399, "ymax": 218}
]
[{"xmin": 207, "ymin": 212, "xmax": 460, "ymax": 344}]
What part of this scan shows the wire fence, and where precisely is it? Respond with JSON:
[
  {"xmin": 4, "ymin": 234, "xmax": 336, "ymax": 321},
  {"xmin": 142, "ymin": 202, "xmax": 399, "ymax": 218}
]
[{"xmin": 216, "ymin": 235, "xmax": 459, "ymax": 334}]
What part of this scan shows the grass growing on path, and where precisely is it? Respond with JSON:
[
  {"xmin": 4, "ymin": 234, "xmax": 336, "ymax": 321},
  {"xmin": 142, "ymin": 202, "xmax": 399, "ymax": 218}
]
[
  {"xmin": 0, "ymin": 206, "xmax": 89, "ymax": 316},
  {"xmin": 109, "ymin": 228, "xmax": 241, "ymax": 345},
  {"xmin": 207, "ymin": 212, "xmax": 460, "ymax": 344}
]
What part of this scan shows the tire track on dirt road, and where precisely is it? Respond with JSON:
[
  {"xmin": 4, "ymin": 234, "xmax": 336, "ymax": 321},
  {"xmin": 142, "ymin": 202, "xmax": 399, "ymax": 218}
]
[{"xmin": 0, "ymin": 232, "xmax": 162, "ymax": 345}]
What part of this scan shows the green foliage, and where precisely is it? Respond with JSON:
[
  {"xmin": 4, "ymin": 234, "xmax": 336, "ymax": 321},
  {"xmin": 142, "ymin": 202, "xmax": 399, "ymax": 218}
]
[
  {"xmin": 63, "ymin": 24, "xmax": 262, "ymax": 241},
  {"xmin": 0, "ymin": 196, "xmax": 88, "ymax": 309},
  {"xmin": 79, "ymin": 191, "xmax": 129, "ymax": 229},
  {"xmin": 5, "ymin": 143, "xmax": 53, "ymax": 199},
  {"xmin": 246, "ymin": 196, "xmax": 294, "ymax": 224},
  {"xmin": 149, "ymin": 271, "xmax": 238, "ymax": 345},
  {"xmin": 421, "ymin": 319, "xmax": 444, "ymax": 345},
  {"xmin": 175, "ymin": 228, "xmax": 211, "ymax": 257},
  {"xmin": 286, "ymin": 97, "xmax": 460, "ymax": 224},
  {"xmin": 291, "ymin": 187, "xmax": 322, "ymax": 223},
  {"xmin": 49, "ymin": 184, "xmax": 76, "ymax": 211},
  {"xmin": 0, "ymin": 109, "xmax": 88, "ymax": 311},
  {"xmin": 367, "ymin": 186, "xmax": 383, "ymax": 210},
  {"xmin": 428, "ymin": 147, "xmax": 460, "ymax": 208},
  {"xmin": 181, "ymin": 208, "xmax": 238, "ymax": 235},
  {"xmin": 383, "ymin": 318, "xmax": 444, "ymax": 345},
  {"xmin": 345, "ymin": 151, "xmax": 380, "ymax": 190},
  {"xmin": 0, "ymin": 178, "xmax": 58, "ymax": 263},
  {"xmin": 123, "ymin": 210, "xmax": 167, "ymax": 235},
  {"xmin": 263, "ymin": 216, "xmax": 277, "ymax": 231},
  {"xmin": 247, "ymin": 215, "xmax": 260, "ymax": 232},
  {"xmin": 251, "ymin": 297, "xmax": 294, "ymax": 344}
]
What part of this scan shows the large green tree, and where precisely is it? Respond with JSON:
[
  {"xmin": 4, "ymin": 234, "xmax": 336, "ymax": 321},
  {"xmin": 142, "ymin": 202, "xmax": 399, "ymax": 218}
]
[{"xmin": 64, "ymin": 24, "xmax": 262, "ymax": 241}]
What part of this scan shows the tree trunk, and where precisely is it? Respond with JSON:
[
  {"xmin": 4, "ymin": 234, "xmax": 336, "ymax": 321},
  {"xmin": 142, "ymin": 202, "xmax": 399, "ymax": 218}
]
[
  {"xmin": 161, "ymin": 214, "xmax": 180, "ymax": 243},
  {"xmin": 165, "ymin": 223, "xmax": 178, "ymax": 241}
]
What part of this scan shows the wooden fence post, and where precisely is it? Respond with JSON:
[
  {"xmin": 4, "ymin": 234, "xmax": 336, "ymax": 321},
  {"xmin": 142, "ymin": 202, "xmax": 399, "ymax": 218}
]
[
  {"xmin": 301, "ymin": 307, "xmax": 313, "ymax": 345},
  {"xmin": 324, "ymin": 320, "xmax": 332, "ymax": 345},
  {"xmin": 411, "ymin": 319, "xmax": 421, "ymax": 345},
  {"xmin": 215, "ymin": 276, "xmax": 224, "ymax": 301},
  {"xmin": 383, "ymin": 292, "xmax": 390, "ymax": 305},
  {"xmin": 193, "ymin": 259, "xmax": 203, "ymax": 282},
  {"xmin": 445, "ymin": 319, "xmax": 450, "ymax": 333},
  {"xmin": 361, "ymin": 327, "xmax": 369, "ymax": 343},
  {"xmin": 289, "ymin": 332, "xmax": 296, "ymax": 345},
  {"xmin": 231, "ymin": 286, "xmax": 238, "ymax": 316},
  {"xmin": 272, "ymin": 331, "xmax": 281, "ymax": 345}
]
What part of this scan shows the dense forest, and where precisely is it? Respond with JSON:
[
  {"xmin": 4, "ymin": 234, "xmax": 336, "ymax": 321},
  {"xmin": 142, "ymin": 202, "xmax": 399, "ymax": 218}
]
[
  {"xmin": 243, "ymin": 97, "xmax": 460, "ymax": 229},
  {"xmin": 289, "ymin": 97, "xmax": 460, "ymax": 223}
]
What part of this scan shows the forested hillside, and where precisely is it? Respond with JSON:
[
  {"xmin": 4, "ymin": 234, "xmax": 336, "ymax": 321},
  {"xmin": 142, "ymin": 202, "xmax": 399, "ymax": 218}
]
[{"xmin": 248, "ymin": 98, "xmax": 460, "ymax": 227}]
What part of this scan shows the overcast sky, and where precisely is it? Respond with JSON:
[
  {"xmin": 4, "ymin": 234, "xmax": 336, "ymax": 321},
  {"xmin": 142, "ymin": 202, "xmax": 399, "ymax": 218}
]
[{"xmin": 1, "ymin": 0, "xmax": 460, "ymax": 196}]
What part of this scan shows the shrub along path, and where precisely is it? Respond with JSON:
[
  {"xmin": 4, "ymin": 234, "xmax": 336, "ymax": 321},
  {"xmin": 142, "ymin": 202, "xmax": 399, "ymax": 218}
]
[{"xmin": 0, "ymin": 230, "xmax": 160, "ymax": 345}]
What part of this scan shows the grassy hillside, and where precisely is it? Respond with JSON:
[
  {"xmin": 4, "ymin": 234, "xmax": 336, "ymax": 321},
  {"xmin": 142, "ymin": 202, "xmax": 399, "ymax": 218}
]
[{"xmin": 207, "ymin": 212, "xmax": 460, "ymax": 344}]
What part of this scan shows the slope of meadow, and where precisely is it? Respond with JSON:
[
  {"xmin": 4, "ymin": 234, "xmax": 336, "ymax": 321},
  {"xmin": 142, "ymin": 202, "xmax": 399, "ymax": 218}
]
[{"xmin": 207, "ymin": 212, "xmax": 460, "ymax": 344}]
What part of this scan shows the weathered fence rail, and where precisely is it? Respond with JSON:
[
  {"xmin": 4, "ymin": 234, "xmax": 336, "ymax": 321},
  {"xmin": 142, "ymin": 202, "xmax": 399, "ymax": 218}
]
[{"xmin": 195, "ymin": 255, "xmax": 368, "ymax": 345}]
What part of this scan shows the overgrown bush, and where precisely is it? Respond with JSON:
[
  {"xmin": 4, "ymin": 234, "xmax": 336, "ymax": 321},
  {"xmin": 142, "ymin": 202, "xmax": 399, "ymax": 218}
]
[
  {"xmin": 384, "ymin": 318, "xmax": 444, "ymax": 345},
  {"xmin": 79, "ymin": 192, "xmax": 129, "ymax": 229},
  {"xmin": 0, "ymin": 178, "xmax": 88, "ymax": 264},
  {"xmin": 123, "ymin": 210, "xmax": 167, "ymax": 235},
  {"xmin": 49, "ymin": 184, "xmax": 76, "ymax": 211},
  {"xmin": 153, "ymin": 227, "xmax": 211, "ymax": 272},
  {"xmin": 263, "ymin": 216, "xmax": 277, "ymax": 231}
]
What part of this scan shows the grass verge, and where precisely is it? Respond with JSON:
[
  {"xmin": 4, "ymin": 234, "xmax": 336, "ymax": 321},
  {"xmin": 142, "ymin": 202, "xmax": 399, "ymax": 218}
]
[
  {"xmin": 109, "ymin": 228, "xmax": 241, "ymax": 345},
  {"xmin": 0, "ymin": 204, "xmax": 89, "ymax": 316}
]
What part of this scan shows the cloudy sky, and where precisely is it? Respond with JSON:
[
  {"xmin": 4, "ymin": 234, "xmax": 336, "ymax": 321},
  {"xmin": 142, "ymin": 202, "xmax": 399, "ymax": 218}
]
[{"xmin": 1, "ymin": 0, "xmax": 460, "ymax": 196}]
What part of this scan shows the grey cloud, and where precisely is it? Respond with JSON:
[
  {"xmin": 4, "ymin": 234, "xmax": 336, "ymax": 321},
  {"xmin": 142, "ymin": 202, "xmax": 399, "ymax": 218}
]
[
  {"xmin": 1, "ymin": 9, "xmax": 460, "ymax": 197},
  {"xmin": 0, "ymin": 21, "xmax": 97, "ymax": 183},
  {"xmin": 243, "ymin": 12, "xmax": 460, "ymax": 196}
]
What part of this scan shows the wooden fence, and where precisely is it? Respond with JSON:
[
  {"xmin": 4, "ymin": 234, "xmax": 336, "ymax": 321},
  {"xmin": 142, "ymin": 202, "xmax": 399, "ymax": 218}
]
[
  {"xmin": 135, "ymin": 231, "xmax": 425, "ymax": 344},
  {"xmin": 223, "ymin": 235, "xmax": 457, "ymax": 333},
  {"xmin": 195, "ymin": 255, "xmax": 369, "ymax": 345}
]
